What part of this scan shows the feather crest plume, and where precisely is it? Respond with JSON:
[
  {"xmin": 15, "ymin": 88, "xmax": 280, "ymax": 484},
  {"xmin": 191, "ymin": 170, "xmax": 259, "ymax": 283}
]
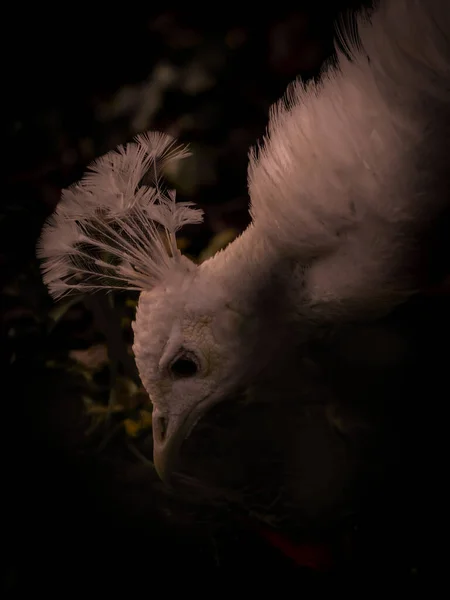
[{"xmin": 37, "ymin": 132, "xmax": 203, "ymax": 299}]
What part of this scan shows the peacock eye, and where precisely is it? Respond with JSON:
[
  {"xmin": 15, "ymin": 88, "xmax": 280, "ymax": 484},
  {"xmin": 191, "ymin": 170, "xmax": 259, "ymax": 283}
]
[{"xmin": 170, "ymin": 353, "xmax": 199, "ymax": 378}]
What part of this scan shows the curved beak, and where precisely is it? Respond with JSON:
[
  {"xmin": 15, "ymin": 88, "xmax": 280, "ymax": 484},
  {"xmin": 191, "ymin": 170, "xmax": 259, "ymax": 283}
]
[{"xmin": 152, "ymin": 398, "xmax": 213, "ymax": 484}]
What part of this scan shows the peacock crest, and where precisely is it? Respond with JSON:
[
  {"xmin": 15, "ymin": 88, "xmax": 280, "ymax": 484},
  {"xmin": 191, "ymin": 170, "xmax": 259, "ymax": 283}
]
[{"xmin": 37, "ymin": 132, "xmax": 204, "ymax": 299}]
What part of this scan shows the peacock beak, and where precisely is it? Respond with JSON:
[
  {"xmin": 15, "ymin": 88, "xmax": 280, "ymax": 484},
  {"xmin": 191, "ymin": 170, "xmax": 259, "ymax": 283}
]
[{"xmin": 152, "ymin": 399, "xmax": 212, "ymax": 484}]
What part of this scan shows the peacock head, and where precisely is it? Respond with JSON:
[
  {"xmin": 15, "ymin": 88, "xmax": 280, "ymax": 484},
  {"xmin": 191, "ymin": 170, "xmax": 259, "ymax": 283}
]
[
  {"xmin": 132, "ymin": 257, "xmax": 267, "ymax": 482},
  {"xmin": 37, "ymin": 131, "xmax": 274, "ymax": 484}
]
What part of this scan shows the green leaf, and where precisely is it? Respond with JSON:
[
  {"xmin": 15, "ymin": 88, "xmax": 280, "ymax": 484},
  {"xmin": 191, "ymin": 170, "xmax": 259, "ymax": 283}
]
[{"xmin": 47, "ymin": 294, "xmax": 83, "ymax": 333}]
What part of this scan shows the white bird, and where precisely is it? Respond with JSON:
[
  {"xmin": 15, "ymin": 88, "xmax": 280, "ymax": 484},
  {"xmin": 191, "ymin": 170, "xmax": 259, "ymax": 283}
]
[{"xmin": 37, "ymin": 0, "xmax": 450, "ymax": 524}]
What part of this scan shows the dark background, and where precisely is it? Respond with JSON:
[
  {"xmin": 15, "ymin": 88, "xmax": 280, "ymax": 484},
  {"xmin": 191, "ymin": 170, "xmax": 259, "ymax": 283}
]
[{"xmin": 3, "ymin": 0, "xmax": 436, "ymax": 591}]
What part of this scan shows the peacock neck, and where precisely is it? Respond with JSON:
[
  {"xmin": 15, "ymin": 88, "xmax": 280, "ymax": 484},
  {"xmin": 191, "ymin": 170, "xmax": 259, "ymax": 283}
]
[{"xmin": 198, "ymin": 222, "xmax": 291, "ymax": 314}]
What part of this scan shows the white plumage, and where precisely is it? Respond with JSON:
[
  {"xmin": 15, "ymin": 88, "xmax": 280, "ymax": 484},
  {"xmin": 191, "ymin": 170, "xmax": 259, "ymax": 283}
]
[{"xmin": 38, "ymin": 0, "xmax": 450, "ymax": 511}]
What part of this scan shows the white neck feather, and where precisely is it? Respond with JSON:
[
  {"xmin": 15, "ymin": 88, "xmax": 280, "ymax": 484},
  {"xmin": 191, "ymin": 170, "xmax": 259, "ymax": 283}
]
[{"xmin": 198, "ymin": 222, "xmax": 292, "ymax": 313}]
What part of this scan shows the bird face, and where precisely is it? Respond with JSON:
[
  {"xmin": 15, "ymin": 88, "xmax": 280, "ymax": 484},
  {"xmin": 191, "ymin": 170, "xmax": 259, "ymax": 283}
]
[{"xmin": 132, "ymin": 275, "xmax": 256, "ymax": 483}]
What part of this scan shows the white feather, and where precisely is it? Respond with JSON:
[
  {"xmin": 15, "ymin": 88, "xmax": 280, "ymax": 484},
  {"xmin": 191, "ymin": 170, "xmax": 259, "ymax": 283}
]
[
  {"xmin": 37, "ymin": 132, "xmax": 203, "ymax": 299},
  {"xmin": 245, "ymin": 0, "xmax": 450, "ymax": 314},
  {"xmin": 38, "ymin": 1, "xmax": 450, "ymax": 314}
]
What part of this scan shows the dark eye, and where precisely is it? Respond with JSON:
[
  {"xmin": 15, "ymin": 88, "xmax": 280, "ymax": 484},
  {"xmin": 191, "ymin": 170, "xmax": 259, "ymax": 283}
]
[{"xmin": 170, "ymin": 355, "xmax": 198, "ymax": 378}]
